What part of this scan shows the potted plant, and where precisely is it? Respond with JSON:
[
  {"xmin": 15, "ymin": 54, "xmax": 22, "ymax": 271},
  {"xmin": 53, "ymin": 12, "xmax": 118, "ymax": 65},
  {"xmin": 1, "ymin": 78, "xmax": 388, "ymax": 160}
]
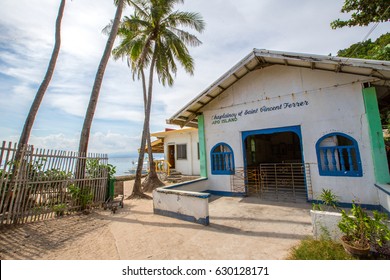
[
  {"xmin": 370, "ymin": 211, "xmax": 390, "ymax": 257},
  {"xmin": 338, "ymin": 203, "xmax": 390, "ymax": 257},
  {"xmin": 338, "ymin": 204, "xmax": 370, "ymax": 256}
]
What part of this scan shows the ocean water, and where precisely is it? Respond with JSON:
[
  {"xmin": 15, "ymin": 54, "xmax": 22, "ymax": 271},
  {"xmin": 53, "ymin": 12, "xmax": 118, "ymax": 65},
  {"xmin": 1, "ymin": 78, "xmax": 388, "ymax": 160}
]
[
  {"xmin": 108, "ymin": 157, "xmax": 137, "ymax": 176},
  {"xmin": 2, "ymin": 156, "xmax": 138, "ymax": 176},
  {"xmin": 108, "ymin": 155, "xmax": 165, "ymax": 176}
]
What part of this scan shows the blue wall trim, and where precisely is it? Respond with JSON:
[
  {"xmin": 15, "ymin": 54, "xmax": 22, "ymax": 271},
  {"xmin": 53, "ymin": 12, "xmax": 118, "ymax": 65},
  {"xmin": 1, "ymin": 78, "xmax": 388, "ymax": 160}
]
[
  {"xmin": 310, "ymin": 199, "xmax": 388, "ymax": 213},
  {"xmin": 163, "ymin": 177, "xmax": 208, "ymax": 189},
  {"xmin": 241, "ymin": 125, "xmax": 303, "ymax": 139},
  {"xmin": 374, "ymin": 184, "xmax": 390, "ymax": 215},
  {"xmin": 157, "ymin": 189, "xmax": 210, "ymax": 199},
  {"xmin": 375, "ymin": 183, "xmax": 390, "ymax": 196},
  {"xmin": 205, "ymin": 190, "xmax": 246, "ymax": 197},
  {"xmin": 241, "ymin": 125, "xmax": 304, "ymax": 171},
  {"xmin": 154, "ymin": 208, "xmax": 210, "ymax": 225},
  {"xmin": 380, "ymin": 205, "xmax": 390, "ymax": 216}
]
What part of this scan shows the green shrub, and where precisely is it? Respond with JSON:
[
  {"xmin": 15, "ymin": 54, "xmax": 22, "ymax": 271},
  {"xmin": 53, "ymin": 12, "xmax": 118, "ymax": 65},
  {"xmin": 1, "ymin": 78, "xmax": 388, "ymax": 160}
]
[
  {"xmin": 69, "ymin": 184, "xmax": 93, "ymax": 211},
  {"xmin": 338, "ymin": 203, "xmax": 390, "ymax": 249},
  {"xmin": 312, "ymin": 188, "xmax": 340, "ymax": 211},
  {"xmin": 86, "ymin": 159, "xmax": 116, "ymax": 179},
  {"xmin": 52, "ymin": 203, "xmax": 67, "ymax": 217},
  {"xmin": 288, "ymin": 237, "xmax": 356, "ymax": 260}
]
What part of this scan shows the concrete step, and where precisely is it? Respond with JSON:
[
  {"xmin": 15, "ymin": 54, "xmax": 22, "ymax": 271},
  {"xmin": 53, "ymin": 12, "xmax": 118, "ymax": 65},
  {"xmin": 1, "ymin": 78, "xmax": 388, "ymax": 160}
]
[
  {"xmin": 167, "ymin": 178, "xmax": 182, "ymax": 183},
  {"xmin": 167, "ymin": 174, "xmax": 182, "ymax": 179}
]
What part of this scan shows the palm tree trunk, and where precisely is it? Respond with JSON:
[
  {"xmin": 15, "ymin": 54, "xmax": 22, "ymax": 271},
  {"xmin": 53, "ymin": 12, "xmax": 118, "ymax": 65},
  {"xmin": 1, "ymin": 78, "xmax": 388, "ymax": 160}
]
[
  {"xmin": 76, "ymin": 0, "xmax": 124, "ymax": 179},
  {"xmin": 128, "ymin": 121, "xmax": 151, "ymax": 199},
  {"xmin": 18, "ymin": 0, "xmax": 66, "ymax": 149},
  {"xmin": 128, "ymin": 69, "xmax": 150, "ymax": 199},
  {"xmin": 10, "ymin": 0, "xmax": 66, "ymax": 199},
  {"xmin": 129, "ymin": 50, "xmax": 159, "ymax": 198},
  {"xmin": 142, "ymin": 69, "xmax": 164, "ymax": 192},
  {"xmin": 142, "ymin": 126, "xmax": 164, "ymax": 192}
]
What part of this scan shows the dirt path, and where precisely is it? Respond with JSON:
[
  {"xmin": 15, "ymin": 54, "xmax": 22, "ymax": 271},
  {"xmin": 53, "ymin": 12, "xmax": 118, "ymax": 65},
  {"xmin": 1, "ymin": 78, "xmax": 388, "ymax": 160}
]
[
  {"xmin": 0, "ymin": 195, "xmax": 312, "ymax": 260},
  {"xmin": 0, "ymin": 209, "xmax": 116, "ymax": 260}
]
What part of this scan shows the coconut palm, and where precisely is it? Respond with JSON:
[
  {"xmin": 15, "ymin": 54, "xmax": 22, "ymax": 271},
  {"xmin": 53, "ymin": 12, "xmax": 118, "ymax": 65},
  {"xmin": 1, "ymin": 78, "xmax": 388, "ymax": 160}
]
[
  {"xmin": 112, "ymin": 0, "xmax": 205, "ymax": 197},
  {"xmin": 6, "ymin": 0, "xmax": 66, "ymax": 221},
  {"xmin": 17, "ymin": 0, "xmax": 66, "ymax": 151},
  {"xmin": 76, "ymin": 0, "xmax": 127, "ymax": 179}
]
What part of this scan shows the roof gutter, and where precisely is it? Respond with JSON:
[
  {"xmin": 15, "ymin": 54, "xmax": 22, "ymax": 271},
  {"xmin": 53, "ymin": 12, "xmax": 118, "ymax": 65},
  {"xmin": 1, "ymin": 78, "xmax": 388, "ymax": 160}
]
[{"xmin": 167, "ymin": 49, "xmax": 390, "ymax": 128}]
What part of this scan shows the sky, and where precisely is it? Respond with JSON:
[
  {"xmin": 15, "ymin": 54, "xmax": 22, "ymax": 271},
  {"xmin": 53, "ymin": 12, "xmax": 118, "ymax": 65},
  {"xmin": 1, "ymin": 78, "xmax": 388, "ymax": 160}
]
[{"xmin": 0, "ymin": 0, "xmax": 389, "ymax": 157}]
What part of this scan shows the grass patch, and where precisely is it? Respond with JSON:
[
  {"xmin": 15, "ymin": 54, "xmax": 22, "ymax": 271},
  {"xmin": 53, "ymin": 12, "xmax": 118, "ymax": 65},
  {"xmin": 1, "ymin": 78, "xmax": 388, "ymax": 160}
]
[{"xmin": 288, "ymin": 237, "xmax": 357, "ymax": 260}]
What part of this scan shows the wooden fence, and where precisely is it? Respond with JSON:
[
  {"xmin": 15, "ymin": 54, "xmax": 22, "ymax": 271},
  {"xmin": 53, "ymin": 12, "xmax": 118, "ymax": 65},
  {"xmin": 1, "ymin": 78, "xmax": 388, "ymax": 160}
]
[{"xmin": 0, "ymin": 141, "xmax": 109, "ymax": 225}]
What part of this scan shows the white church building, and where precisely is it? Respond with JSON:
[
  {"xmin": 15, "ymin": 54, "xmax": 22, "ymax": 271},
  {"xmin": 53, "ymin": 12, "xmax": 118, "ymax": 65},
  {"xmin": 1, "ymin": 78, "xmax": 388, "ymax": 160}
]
[{"xmin": 153, "ymin": 49, "xmax": 390, "ymax": 225}]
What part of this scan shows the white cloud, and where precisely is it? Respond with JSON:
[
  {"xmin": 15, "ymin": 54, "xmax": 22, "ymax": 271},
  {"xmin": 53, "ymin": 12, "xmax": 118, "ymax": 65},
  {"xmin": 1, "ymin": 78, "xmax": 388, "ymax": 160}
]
[
  {"xmin": 1, "ymin": 0, "xmax": 389, "ymax": 155},
  {"xmin": 89, "ymin": 131, "xmax": 140, "ymax": 154},
  {"xmin": 23, "ymin": 131, "xmax": 140, "ymax": 155},
  {"xmin": 44, "ymin": 93, "xmax": 89, "ymax": 117},
  {"xmin": 30, "ymin": 133, "xmax": 79, "ymax": 151}
]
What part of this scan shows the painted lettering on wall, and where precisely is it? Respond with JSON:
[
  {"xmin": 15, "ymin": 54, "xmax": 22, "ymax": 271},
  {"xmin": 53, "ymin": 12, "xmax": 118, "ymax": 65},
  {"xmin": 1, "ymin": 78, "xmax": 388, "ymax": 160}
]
[
  {"xmin": 211, "ymin": 100, "xmax": 309, "ymax": 125},
  {"xmin": 260, "ymin": 101, "xmax": 309, "ymax": 112},
  {"xmin": 211, "ymin": 113, "xmax": 238, "ymax": 124}
]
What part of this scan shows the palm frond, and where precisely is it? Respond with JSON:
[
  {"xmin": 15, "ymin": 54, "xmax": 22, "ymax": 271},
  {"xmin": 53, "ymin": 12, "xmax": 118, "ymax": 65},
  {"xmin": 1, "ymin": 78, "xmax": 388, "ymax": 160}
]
[
  {"xmin": 169, "ymin": 27, "xmax": 202, "ymax": 47},
  {"xmin": 163, "ymin": 11, "xmax": 205, "ymax": 33},
  {"xmin": 126, "ymin": 0, "xmax": 150, "ymax": 18},
  {"xmin": 102, "ymin": 20, "xmax": 115, "ymax": 36},
  {"xmin": 114, "ymin": 0, "xmax": 204, "ymax": 86}
]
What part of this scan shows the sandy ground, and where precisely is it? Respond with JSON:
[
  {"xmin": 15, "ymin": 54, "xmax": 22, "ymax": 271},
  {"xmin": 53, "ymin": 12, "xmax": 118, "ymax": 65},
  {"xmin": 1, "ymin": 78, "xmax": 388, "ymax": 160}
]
[{"xmin": 0, "ymin": 182, "xmax": 312, "ymax": 260}]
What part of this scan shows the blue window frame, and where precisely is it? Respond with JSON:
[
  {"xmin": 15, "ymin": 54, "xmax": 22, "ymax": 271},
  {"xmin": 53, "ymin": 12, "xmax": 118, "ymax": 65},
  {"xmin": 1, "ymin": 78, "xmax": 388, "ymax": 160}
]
[
  {"xmin": 316, "ymin": 133, "xmax": 362, "ymax": 177},
  {"xmin": 211, "ymin": 143, "xmax": 235, "ymax": 175}
]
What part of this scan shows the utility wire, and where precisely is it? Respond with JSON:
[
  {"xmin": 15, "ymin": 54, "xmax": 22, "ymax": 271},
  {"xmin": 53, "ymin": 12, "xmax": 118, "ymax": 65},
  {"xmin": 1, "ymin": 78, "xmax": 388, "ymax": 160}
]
[{"xmin": 345, "ymin": 4, "xmax": 390, "ymax": 62}]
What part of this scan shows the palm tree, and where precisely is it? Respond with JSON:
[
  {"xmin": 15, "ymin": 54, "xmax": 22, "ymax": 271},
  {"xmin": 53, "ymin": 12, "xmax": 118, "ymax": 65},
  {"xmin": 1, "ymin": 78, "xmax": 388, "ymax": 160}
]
[
  {"xmin": 17, "ymin": 0, "xmax": 66, "ymax": 152},
  {"xmin": 76, "ymin": 0, "xmax": 126, "ymax": 179},
  {"xmin": 112, "ymin": 0, "xmax": 205, "ymax": 197},
  {"xmin": 5, "ymin": 0, "xmax": 66, "ymax": 223}
]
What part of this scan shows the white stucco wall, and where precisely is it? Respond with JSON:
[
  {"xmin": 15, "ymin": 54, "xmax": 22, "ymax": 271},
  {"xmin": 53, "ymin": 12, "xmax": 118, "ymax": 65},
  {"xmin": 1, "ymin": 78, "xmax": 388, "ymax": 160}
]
[
  {"xmin": 200, "ymin": 65, "xmax": 380, "ymax": 204},
  {"xmin": 166, "ymin": 178, "xmax": 208, "ymax": 192},
  {"xmin": 376, "ymin": 184, "xmax": 390, "ymax": 212},
  {"xmin": 164, "ymin": 129, "xmax": 200, "ymax": 175},
  {"xmin": 310, "ymin": 209, "xmax": 390, "ymax": 241},
  {"xmin": 311, "ymin": 210, "xmax": 343, "ymax": 240},
  {"xmin": 153, "ymin": 187, "xmax": 209, "ymax": 225}
]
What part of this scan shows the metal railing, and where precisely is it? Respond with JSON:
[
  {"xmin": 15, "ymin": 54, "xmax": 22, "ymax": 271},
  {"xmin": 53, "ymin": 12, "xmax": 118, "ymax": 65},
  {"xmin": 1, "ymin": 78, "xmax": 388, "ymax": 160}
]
[
  {"xmin": 231, "ymin": 163, "xmax": 313, "ymax": 202},
  {"xmin": 259, "ymin": 163, "xmax": 312, "ymax": 201},
  {"xmin": 154, "ymin": 159, "xmax": 171, "ymax": 176}
]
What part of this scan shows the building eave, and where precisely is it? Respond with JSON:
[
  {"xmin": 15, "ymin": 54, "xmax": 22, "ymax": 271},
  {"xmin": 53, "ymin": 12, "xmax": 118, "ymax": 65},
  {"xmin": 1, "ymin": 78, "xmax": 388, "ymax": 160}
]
[
  {"xmin": 167, "ymin": 48, "xmax": 390, "ymax": 128},
  {"xmin": 151, "ymin": 127, "xmax": 198, "ymax": 138}
]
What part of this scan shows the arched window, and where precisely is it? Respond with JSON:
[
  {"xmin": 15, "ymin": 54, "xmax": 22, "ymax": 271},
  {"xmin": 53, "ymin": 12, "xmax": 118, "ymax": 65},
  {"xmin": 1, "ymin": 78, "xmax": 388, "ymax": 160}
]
[
  {"xmin": 211, "ymin": 143, "xmax": 235, "ymax": 175},
  {"xmin": 316, "ymin": 133, "xmax": 362, "ymax": 177}
]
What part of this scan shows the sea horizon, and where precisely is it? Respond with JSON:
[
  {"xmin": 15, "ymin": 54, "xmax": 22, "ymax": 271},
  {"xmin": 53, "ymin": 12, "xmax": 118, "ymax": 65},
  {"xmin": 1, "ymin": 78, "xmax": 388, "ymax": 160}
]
[
  {"xmin": 108, "ymin": 154, "xmax": 164, "ymax": 176},
  {"xmin": 108, "ymin": 157, "xmax": 137, "ymax": 176}
]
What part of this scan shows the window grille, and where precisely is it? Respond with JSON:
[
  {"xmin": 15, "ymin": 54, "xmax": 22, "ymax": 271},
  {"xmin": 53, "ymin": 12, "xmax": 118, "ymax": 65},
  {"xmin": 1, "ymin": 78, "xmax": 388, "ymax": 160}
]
[
  {"xmin": 211, "ymin": 143, "xmax": 235, "ymax": 175},
  {"xmin": 316, "ymin": 133, "xmax": 362, "ymax": 177}
]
